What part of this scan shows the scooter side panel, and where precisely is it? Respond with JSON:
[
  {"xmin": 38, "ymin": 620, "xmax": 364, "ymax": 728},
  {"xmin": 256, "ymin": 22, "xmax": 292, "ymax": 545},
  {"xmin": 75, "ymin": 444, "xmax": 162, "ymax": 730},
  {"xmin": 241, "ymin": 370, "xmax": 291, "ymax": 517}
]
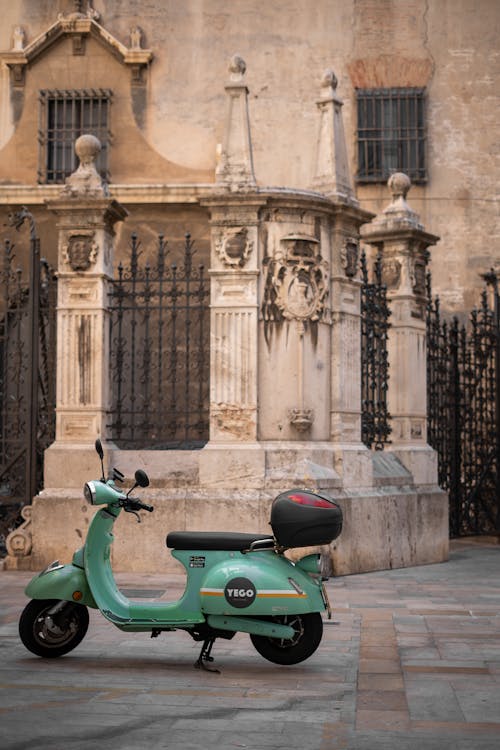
[
  {"xmin": 25, "ymin": 564, "xmax": 97, "ymax": 608},
  {"xmin": 199, "ymin": 551, "xmax": 325, "ymax": 616}
]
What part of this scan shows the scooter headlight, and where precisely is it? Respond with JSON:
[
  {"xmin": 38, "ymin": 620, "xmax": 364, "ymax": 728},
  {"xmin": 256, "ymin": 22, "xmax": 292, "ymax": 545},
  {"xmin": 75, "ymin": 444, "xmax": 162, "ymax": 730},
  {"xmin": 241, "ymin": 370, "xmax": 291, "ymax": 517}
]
[{"xmin": 84, "ymin": 481, "xmax": 96, "ymax": 504}]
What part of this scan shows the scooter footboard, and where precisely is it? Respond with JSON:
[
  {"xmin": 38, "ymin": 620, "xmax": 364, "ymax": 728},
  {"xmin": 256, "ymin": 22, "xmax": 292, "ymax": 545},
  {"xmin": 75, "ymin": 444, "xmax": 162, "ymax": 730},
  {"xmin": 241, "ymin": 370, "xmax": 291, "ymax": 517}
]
[
  {"xmin": 207, "ymin": 614, "xmax": 295, "ymax": 639},
  {"xmin": 25, "ymin": 562, "xmax": 97, "ymax": 608}
]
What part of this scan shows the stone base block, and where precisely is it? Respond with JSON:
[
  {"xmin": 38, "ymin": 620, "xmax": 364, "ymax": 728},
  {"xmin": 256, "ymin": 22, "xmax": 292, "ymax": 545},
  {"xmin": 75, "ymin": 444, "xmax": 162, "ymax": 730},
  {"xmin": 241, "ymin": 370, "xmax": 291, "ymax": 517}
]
[
  {"xmin": 389, "ymin": 445, "xmax": 439, "ymax": 487},
  {"xmin": 44, "ymin": 443, "xmax": 109, "ymax": 490},
  {"xmin": 6, "ymin": 483, "xmax": 448, "ymax": 575},
  {"xmin": 330, "ymin": 486, "xmax": 449, "ymax": 574}
]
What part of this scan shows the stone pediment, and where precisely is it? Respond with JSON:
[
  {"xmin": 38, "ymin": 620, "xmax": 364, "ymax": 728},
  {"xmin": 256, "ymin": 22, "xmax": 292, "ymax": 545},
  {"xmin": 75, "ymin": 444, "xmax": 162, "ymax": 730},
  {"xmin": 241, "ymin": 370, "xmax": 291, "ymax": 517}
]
[{"xmin": 0, "ymin": 8, "xmax": 152, "ymax": 86}]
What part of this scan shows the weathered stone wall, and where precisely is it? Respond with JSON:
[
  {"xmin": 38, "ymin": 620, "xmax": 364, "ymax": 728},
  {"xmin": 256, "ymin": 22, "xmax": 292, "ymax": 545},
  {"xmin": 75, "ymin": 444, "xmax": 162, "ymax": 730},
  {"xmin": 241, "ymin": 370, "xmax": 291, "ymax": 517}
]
[{"xmin": 0, "ymin": 1, "xmax": 498, "ymax": 313}]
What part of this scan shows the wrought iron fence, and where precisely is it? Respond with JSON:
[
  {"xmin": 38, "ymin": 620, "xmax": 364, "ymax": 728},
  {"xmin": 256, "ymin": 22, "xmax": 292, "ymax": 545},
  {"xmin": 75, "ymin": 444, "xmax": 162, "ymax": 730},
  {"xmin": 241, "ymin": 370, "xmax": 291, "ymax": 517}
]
[
  {"xmin": 360, "ymin": 250, "xmax": 392, "ymax": 449},
  {"xmin": 427, "ymin": 272, "xmax": 500, "ymax": 536},
  {"xmin": 0, "ymin": 213, "xmax": 57, "ymax": 555},
  {"xmin": 108, "ymin": 233, "xmax": 210, "ymax": 448}
]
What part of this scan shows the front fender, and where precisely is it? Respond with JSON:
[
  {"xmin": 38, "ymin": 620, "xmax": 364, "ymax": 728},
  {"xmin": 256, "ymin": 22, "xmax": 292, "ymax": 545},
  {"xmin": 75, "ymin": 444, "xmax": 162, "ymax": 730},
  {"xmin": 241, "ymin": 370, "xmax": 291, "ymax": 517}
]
[{"xmin": 25, "ymin": 563, "xmax": 97, "ymax": 608}]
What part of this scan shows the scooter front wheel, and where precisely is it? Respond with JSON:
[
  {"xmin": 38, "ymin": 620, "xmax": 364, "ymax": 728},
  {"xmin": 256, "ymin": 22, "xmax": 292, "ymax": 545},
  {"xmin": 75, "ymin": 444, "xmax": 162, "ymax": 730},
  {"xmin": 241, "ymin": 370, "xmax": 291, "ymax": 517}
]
[
  {"xmin": 19, "ymin": 599, "xmax": 89, "ymax": 658},
  {"xmin": 250, "ymin": 612, "xmax": 323, "ymax": 665}
]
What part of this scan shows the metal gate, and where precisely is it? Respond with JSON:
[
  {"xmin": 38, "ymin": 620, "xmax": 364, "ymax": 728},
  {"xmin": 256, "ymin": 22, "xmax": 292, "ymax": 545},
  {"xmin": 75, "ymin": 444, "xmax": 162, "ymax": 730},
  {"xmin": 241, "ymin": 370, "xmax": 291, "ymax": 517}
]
[
  {"xmin": 361, "ymin": 250, "xmax": 392, "ymax": 450},
  {"xmin": 427, "ymin": 272, "xmax": 500, "ymax": 536},
  {"xmin": 0, "ymin": 209, "xmax": 57, "ymax": 555},
  {"xmin": 108, "ymin": 232, "xmax": 210, "ymax": 448}
]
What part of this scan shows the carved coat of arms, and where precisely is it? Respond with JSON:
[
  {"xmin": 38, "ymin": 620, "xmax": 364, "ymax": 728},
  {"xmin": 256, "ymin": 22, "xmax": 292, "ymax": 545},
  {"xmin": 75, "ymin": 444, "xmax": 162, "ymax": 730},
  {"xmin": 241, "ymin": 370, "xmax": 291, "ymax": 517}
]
[
  {"xmin": 262, "ymin": 235, "xmax": 329, "ymax": 324},
  {"xmin": 63, "ymin": 232, "xmax": 98, "ymax": 272}
]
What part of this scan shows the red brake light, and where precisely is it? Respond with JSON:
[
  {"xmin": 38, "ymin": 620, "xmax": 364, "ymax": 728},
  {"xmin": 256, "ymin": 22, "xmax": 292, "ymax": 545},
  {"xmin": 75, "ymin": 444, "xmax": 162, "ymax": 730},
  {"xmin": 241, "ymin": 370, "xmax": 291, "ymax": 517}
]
[{"xmin": 288, "ymin": 492, "xmax": 336, "ymax": 509}]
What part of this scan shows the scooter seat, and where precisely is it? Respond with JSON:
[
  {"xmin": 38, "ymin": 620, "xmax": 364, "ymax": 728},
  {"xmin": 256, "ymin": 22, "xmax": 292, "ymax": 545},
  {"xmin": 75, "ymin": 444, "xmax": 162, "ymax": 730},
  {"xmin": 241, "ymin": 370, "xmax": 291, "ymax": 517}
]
[{"xmin": 166, "ymin": 531, "xmax": 275, "ymax": 551}]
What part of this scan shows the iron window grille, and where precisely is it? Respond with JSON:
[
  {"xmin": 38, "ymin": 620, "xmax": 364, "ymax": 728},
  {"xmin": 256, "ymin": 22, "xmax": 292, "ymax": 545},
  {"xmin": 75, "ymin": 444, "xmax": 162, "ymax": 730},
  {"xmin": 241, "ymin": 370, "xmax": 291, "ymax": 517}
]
[
  {"xmin": 38, "ymin": 89, "xmax": 112, "ymax": 184},
  {"xmin": 356, "ymin": 87, "xmax": 426, "ymax": 183}
]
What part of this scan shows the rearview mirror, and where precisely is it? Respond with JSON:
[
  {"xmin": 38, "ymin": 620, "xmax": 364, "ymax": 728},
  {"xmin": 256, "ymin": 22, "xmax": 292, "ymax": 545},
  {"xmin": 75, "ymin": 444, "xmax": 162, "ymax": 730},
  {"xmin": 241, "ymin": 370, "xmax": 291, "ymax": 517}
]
[
  {"xmin": 95, "ymin": 439, "xmax": 104, "ymax": 460},
  {"xmin": 135, "ymin": 469, "xmax": 150, "ymax": 488}
]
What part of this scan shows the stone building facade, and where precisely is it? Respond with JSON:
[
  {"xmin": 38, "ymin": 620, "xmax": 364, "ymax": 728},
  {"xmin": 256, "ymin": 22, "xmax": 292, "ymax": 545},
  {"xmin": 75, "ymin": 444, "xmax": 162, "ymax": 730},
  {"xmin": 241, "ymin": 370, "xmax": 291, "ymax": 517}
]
[
  {"xmin": 1, "ymin": 0, "xmax": 497, "ymax": 573},
  {"xmin": 0, "ymin": 0, "xmax": 498, "ymax": 312}
]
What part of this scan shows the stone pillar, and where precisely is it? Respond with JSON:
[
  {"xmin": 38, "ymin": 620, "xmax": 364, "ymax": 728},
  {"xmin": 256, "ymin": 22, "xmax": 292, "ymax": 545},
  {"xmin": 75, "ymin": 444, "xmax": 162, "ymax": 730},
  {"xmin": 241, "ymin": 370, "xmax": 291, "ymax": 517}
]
[
  {"xmin": 329, "ymin": 210, "xmax": 374, "ymax": 487},
  {"xmin": 361, "ymin": 173, "xmax": 439, "ymax": 484},
  {"xmin": 202, "ymin": 195, "xmax": 265, "ymax": 445},
  {"xmin": 44, "ymin": 134, "xmax": 127, "ymax": 487},
  {"xmin": 200, "ymin": 56, "xmax": 265, "ymax": 486},
  {"xmin": 311, "ymin": 69, "xmax": 375, "ymax": 486},
  {"xmin": 198, "ymin": 197, "xmax": 267, "ymax": 487}
]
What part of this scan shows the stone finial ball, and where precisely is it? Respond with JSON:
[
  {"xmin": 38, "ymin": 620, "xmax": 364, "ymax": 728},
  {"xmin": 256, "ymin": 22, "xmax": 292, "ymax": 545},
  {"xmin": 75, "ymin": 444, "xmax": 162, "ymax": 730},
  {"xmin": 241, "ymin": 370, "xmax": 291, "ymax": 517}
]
[
  {"xmin": 229, "ymin": 54, "xmax": 246, "ymax": 76},
  {"xmin": 75, "ymin": 134, "xmax": 102, "ymax": 164},
  {"xmin": 388, "ymin": 172, "xmax": 411, "ymax": 199},
  {"xmin": 322, "ymin": 68, "xmax": 338, "ymax": 90}
]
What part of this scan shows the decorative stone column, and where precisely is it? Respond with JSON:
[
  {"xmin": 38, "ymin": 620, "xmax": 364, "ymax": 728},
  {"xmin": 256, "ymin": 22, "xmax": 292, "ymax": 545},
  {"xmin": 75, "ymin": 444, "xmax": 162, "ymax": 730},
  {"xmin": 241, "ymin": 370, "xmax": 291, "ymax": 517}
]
[
  {"xmin": 202, "ymin": 195, "xmax": 265, "ymax": 445},
  {"xmin": 361, "ymin": 173, "xmax": 439, "ymax": 484},
  {"xmin": 44, "ymin": 134, "xmax": 128, "ymax": 487},
  {"xmin": 311, "ymin": 70, "xmax": 375, "ymax": 486},
  {"xmin": 200, "ymin": 57, "xmax": 265, "ymax": 487},
  {"xmin": 328, "ymin": 211, "xmax": 374, "ymax": 487}
]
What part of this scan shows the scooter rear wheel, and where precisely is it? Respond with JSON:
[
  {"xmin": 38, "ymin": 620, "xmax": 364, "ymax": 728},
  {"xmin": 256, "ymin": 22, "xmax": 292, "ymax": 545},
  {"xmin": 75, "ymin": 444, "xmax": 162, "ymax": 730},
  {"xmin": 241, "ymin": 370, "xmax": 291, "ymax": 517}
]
[
  {"xmin": 250, "ymin": 612, "xmax": 323, "ymax": 665},
  {"xmin": 19, "ymin": 599, "xmax": 89, "ymax": 658}
]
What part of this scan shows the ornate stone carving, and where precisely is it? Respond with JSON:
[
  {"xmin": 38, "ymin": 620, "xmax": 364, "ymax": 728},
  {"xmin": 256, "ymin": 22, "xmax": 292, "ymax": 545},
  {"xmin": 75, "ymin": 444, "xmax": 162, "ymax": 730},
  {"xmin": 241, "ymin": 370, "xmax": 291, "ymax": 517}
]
[
  {"xmin": 63, "ymin": 231, "xmax": 98, "ymax": 271},
  {"xmin": 12, "ymin": 26, "xmax": 25, "ymax": 51},
  {"xmin": 288, "ymin": 408, "xmax": 314, "ymax": 433},
  {"xmin": 411, "ymin": 256, "xmax": 427, "ymax": 297},
  {"xmin": 341, "ymin": 238, "xmax": 359, "ymax": 278},
  {"xmin": 262, "ymin": 235, "xmax": 329, "ymax": 324},
  {"xmin": 215, "ymin": 227, "xmax": 253, "ymax": 267},
  {"xmin": 5, "ymin": 505, "xmax": 32, "ymax": 557},
  {"xmin": 378, "ymin": 172, "xmax": 423, "ymax": 229},
  {"xmin": 383, "ymin": 258, "xmax": 402, "ymax": 289},
  {"xmin": 130, "ymin": 26, "xmax": 143, "ymax": 50},
  {"xmin": 388, "ymin": 171, "xmax": 411, "ymax": 201},
  {"xmin": 322, "ymin": 68, "xmax": 338, "ymax": 92},
  {"xmin": 58, "ymin": 1, "xmax": 100, "ymax": 22},
  {"xmin": 229, "ymin": 54, "xmax": 246, "ymax": 81},
  {"xmin": 61, "ymin": 134, "xmax": 105, "ymax": 197}
]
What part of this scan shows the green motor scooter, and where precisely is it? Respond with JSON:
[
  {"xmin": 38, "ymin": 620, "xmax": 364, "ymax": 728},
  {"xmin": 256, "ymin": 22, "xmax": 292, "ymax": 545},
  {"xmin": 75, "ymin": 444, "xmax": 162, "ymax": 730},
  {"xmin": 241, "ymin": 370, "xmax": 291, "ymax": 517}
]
[{"xmin": 19, "ymin": 440, "xmax": 343, "ymax": 671}]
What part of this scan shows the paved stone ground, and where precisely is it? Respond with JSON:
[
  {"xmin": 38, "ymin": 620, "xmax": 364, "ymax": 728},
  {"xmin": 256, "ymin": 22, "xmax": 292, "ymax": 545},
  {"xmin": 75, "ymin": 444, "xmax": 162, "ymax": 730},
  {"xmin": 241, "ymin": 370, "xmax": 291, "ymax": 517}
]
[{"xmin": 1, "ymin": 539, "xmax": 499, "ymax": 750}]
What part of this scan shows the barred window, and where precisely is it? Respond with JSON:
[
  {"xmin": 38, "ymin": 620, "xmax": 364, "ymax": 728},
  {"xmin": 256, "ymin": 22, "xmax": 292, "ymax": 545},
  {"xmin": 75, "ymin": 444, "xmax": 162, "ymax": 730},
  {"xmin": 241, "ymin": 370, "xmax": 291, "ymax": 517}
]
[
  {"xmin": 356, "ymin": 88, "xmax": 426, "ymax": 183},
  {"xmin": 38, "ymin": 89, "xmax": 112, "ymax": 184}
]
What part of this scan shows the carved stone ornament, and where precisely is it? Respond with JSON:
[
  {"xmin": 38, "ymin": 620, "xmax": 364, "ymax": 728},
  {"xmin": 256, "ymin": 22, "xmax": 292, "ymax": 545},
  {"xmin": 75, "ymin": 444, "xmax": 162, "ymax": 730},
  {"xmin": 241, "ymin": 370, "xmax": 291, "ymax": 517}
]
[
  {"xmin": 130, "ymin": 26, "xmax": 143, "ymax": 49},
  {"xmin": 61, "ymin": 134, "xmax": 105, "ymax": 197},
  {"xmin": 12, "ymin": 26, "xmax": 25, "ymax": 51},
  {"xmin": 58, "ymin": 1, "xmax": 100, "ymax": 22},
  {"xmin": 5, "ymin": 505, "xmax": 32, "ymax": 557},
  {"xmin": 63, "ymin": 231, "xmax": 98, "ymax": 271},
  {"xmin": 412, "ymin": 257, "xmax": 427, "ymax": 297},
  {"xmin": 288, "ymin": 408, "xmax": 314, "ymax": 433},
  {"xmin": 215, "ymin": 227, "xmax": 253, "ymax": 267},
  {"xmin": 383, "ymin": 258, "xmax": 402, "ymax": 289},
  {"xmin": 340, "ymin": 238, "xmax": 359, "ymax": 278},
  {"xmin": 262, "ymin": 235, "xmax": 329, "ymax": 323}
]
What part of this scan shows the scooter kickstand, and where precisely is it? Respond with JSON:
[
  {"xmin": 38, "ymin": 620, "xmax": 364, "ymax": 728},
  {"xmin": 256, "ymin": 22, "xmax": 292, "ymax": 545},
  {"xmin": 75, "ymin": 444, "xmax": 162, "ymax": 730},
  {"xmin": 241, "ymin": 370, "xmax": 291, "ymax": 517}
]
[{"xmin": 195, "ymin": 638, "xmax": 220, "ymax": 674}]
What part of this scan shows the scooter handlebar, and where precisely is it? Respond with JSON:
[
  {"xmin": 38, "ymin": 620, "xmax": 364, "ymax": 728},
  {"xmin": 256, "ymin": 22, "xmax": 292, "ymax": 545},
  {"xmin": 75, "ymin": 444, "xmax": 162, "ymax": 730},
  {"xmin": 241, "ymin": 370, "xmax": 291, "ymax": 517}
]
[
  {"xmin": 139, "ymin": 502, "xmax": 154, "ymax": 513},
  {"xmin": 124, "ymin": 498, "xmax": 154, "ymax": 513}
]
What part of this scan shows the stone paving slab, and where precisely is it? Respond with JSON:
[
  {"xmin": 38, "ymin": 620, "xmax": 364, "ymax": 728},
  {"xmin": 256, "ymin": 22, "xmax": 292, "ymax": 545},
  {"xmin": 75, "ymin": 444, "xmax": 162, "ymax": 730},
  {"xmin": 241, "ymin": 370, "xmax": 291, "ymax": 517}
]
[{"xmin": 0, "ymin": 538, "xmax": 499, "ymax": 749}]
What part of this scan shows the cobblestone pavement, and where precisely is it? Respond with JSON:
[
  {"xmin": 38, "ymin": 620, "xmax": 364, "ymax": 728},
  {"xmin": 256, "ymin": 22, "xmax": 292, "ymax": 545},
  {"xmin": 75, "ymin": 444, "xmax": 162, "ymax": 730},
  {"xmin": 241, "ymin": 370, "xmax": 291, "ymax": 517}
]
[{"xmin": 1, "ymin": 539, "xmax": 499, "ymax": 750}]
